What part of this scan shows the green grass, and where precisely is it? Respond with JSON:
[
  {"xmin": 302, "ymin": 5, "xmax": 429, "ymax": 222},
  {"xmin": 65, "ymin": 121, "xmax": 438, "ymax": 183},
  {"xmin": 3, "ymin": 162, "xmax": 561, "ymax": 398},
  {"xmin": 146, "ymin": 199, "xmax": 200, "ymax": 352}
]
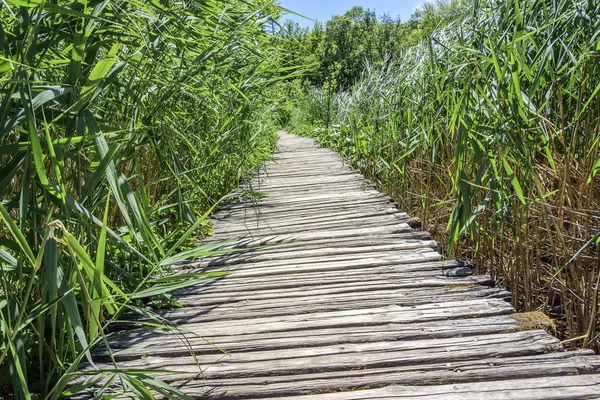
[
  {"xmin": 0, "ymin": 0, "xmax": 291, "ymax": 398},
  {"xmin": 292, "ymin": 0, "xmax": 600, "ymax": 351}
]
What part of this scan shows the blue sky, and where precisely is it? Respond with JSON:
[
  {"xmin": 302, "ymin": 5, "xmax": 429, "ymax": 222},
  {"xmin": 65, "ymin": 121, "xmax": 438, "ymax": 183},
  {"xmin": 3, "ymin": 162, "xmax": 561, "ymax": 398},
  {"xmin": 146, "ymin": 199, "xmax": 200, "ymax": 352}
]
[{"xmin": 278, "ymin": 0, "xmax": 429, "ymax": 28}]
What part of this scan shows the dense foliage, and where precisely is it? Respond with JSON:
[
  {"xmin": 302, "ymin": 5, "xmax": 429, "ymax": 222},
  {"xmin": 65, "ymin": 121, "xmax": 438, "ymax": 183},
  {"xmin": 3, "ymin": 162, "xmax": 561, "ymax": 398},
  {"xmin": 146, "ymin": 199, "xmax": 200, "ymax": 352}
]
[
  {"xmin": 0, "ymin": 0, "xmax": 287, "ymax": 398},
  {"xmin": 286, "ymin": 0, "xmax": 600, "ymax": 351},
  {"xmin": 277, "ymin": 2, "xmax": 470, "ymax": 90}
]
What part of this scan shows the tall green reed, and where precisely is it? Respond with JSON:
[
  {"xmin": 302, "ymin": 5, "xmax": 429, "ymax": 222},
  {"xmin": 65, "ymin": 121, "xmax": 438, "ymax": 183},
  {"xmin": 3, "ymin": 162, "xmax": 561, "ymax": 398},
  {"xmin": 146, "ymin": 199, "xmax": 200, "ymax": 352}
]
[
  {"xmin": 295, "ymin": 0, "xmax": 600, "ymax": 350},
  {"xmin": 0, "ymin": 0, "xmax": 286, "ymax": 398}
]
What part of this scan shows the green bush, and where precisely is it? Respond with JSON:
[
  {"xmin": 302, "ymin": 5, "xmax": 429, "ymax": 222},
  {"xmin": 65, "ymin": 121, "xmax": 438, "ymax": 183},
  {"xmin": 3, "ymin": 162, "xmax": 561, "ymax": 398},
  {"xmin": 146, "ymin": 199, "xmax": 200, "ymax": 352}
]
[{"xmin": 0, "ymin": 0, "xmax": 286, "ymax": 398}]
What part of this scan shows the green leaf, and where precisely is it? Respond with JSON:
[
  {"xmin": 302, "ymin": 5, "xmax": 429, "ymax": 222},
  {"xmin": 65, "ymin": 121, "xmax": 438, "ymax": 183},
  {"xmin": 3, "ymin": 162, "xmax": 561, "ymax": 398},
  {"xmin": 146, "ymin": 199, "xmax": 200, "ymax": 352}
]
[
  {"xmin": 586, "ymin": 156, "xmax": 600, "ymax": 186},
  {"xmin": 60, "ymin": 182, "xmax": 151, "ymax": 263},
  {"xmin": 60, "ymin": 374, "xmax": 105, "ymax": 397},
  {"xmin": 121, "ymin": 373, "xmax": 155, "ymax": 400},
  {"xmin": 135, "ymin": 374, "xmax": 193, "ymax": 400},
  {"xmin": 56, "ymin": 266, "xmax": 94, "ymax": 365},
  {"xmin": 77, "ymin": 43, "xmax": 122, "ymax": 109},
  {"xmin": 0, "ymin": 87, "xmax": 72, "ymax": 136},
  {"xmin": 59, "ymin": 225, "xmax": 127, "ymax": 300},
  {"xmin": 567, "ymin": 230, "xmax": 600, "ymax": 265},
  {"xmin": 4, "ymin": 0, "xmax": 42, "ymax": 7},
  {"xmin": 0, "ymin": 203, "xmax": 35, "ymax": 266},
  {"xmin": 80, "ymin": 143, "xmax": 120, "ymax": 204},
  {"xmin": 89, "ymin": 192, "xmax": 112, "ymax": 338},
  {"xmin": 502, "ymin": 158, "xmax": 526, "ymax": 204},
  {"xmin": 0, "ymin": 154, "xmax": 25, "ymax": 198},
  {"xmin": 131, "ymin": 274, "xmax": 226, "ymax": 299},
  {"xmin": 87, "ymin": 111, "xmax": 161, "ymax": 261},
  {"xmin": 0, "ymin": 247, "xmax": 18, "ymax": 270},
  {"xmin": 7, "ymin": 334, "xmax": 31, "ymax": 400},
  {"xmin": 42, "ymin": 235, "xmax": 59, "ymax": 336},
  {"xmin": 19, "ymin": 288, "xmax": 71, "ymax": 331},
  {"xmin": 149, "ymin": 271, "xmax": 226, "ymax": 283},
  {"xmin": 159, "ymin": 242, "xmax": 241, "ymax": 267}
]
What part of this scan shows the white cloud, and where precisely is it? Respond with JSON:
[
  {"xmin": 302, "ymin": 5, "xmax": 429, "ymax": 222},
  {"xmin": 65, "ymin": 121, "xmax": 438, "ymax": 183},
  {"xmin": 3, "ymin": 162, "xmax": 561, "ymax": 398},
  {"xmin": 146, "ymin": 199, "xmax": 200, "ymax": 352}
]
[{"xmin": 413, "ymin": 0, "xmax": 434, "ymax": 13}]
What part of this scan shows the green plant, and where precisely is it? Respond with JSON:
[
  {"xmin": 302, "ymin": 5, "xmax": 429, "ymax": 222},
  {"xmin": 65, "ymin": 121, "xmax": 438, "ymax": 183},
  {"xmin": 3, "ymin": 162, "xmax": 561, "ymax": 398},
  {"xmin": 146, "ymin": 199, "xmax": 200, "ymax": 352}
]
[{"xmin": 0, "ymin": 0, "xmax": 289, "ymax": 398}]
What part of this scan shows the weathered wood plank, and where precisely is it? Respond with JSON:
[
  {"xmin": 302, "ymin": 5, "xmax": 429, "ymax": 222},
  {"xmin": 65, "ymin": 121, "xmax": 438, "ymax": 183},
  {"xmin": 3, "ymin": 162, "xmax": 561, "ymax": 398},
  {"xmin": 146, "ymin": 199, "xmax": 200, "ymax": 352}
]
[
  {"xmin": 191, "ymin": 240, "xmax": 440, "ymax": 268},
  {"xmin": 169, "ymin": 352, "xmax": 600, "ymax": 398},
  {"xmin": 103, "ymin": 314, "xmax": 523, "ymax": 356},
  {"xmin": 90, "ymin": 330, "xmax": 560, "ymax": 382},
  {"xmin": 254, "ymin": 170, "xmax": 358, "ymax": 180},
  {"xmin": 175, "ymin": 251, "xmax": 444, "ymax": 277},
  {"xmin": 136, "ymin": 298, "xmax": 516, "ymax": 328},
  {"xmin": 212, "ymin": 207, "xmax": 405, "ymax": 226},
  {"xmin": 173, "ymin": 277, "xmax": 492, "ymax": 303},
  {"xmin": 210, "ymin": 210, "xmax": 409, "ymax": 233},
  {"xmin": 172, "ymin": 286, "xmax": 510, "ymax": 311},
  {"xmin": 200, "ymin": 225, "xmax": 420, "ymax": 246},
  {"xmin": 250, "ymin": 174, "xmax": 367, "ymax": 186},
  {"xmin": 198, "ymin": 231, "xmax": 433, "ymax": 252},
  {"xmin": 171, "ymin": 275, "xmax": 490, "ymax": 303},
  {"xmin": 213, "ymin": 197, "xmax": 392, "ymax": 216},
  {"xmin": 267, "ymin": 374, "xmax": 600, "ymax": 400},
  {"xmin": 181, "ymin": 248, "xmax": 441, "ymax": 274},
  {"xmin": 208, "ymin": 219, "xmax": 412, "ymax": 238},
  {"xmin": 215, "ymin": 192, "xmax": 392, "ymax": 211}
]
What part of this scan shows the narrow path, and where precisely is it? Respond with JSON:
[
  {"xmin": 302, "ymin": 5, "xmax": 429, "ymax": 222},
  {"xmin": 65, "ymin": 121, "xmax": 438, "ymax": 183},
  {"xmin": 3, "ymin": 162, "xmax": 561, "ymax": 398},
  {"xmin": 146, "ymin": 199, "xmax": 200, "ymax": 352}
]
[{"xmin": 99, "ymin": 132, "xmax": 600, "ymax": 398}]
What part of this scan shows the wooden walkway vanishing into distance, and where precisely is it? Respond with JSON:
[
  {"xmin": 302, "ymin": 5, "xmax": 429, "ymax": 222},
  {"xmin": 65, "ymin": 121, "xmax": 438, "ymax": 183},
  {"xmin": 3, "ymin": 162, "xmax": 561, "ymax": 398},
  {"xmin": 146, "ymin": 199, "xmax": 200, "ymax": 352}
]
[{"xmin": 94, "ymin": 132, "xmax": 600, "ymax": 399}]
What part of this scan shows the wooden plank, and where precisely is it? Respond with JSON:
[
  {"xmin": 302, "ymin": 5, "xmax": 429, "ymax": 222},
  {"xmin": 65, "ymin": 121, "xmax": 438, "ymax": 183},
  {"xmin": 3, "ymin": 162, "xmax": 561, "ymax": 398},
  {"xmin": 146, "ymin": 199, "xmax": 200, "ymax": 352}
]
[
  {"xmin": 204, "ymin": 231, "xmax": 413, "ymax": 245},
  {"xmin": 213, "ymin": 206, "xmax": 404, "ymax": 224},
  {"xmin": 196, "ymin": 237, "xmax": 438, "ymax": 259},
  {"xmin": 249, "ymin": 186, "xmax": 377, "ymax": 197},
  {"xmin": 173, "ymin": 276, "xmax": 492, "ymax": 299},
  {"xmin": 269, "ymin": 156, "xmax": 342, "ymax": 163},
  {"xmin": 214, "ymin": 197, "xmax": 390, "ymax": 216},
  {"xmin": 89, "ymin": 331, "xmax": 560, "ymax": 382},
  {"xmin": 216, "ymin": 191, "xmax": 391, "ymax": 210},
  {"xmin": 172, "ymin": 275, "xmax": 489, "ymax": 303},
  {"xmin": 169, "ymin": 352, "xmax": 600, "ymax": 398},
  {"xmin": 211, "ymin": 210, "xmax": 409, "ymax": 233},
  {"xmin": 208, "ymin": 220, "xmax": 414, "ymax": 239},
  {"xmin": 208, "ymin": 223, "xmax": 415, "ymax": 240},
  {"xmin": 103, "ymin": 314, "xmax": 523, "ymax": 356},
  {"xmin": 172, "ymin": 286, "xmax": 510, "ymax": 310},
  {"xmin": 203, "ymin": 224, "xmax": 414, "ymax": 243},
  {"xmin": 183, "ymin": 248, "xmax": 441, "ymax": 273},
  {"xmin": 245, "ymin": 181, "xmax": 373, "ymax": 192},
  {"xmin": 251, "ymin": 181, "xmax": 374, "ymax": 193},
  {"xmin": 210, "ymin": 218, "xmax": 409, "ymax": 235},
  {"xmin": 258, "ymin": 165, "xmax": 353, "ymax": 175},
  {"xmin": 198, "ymin": 230, "xmax": 433, "ymax": 249},
  {"xmin": 238, "ymin": 186, "xmax": 381, "ymax": 198},
  {"xmin": 255, "ymin": 169, "xmax": 358, "ymax": 179},
  {"xmin": 184, "ymin": 240, "xmax": 440, "ymax": 268},
  {"xmin": 135, "ymin": 298, "xmax": 516, "ymax": 329},
  {"xmin": 267, "ymin": 374, "xmax": 600, "ymax": 400},
  {"xmin": 213, "ymin": 210, "xmax": 408, "ymax": 227},
  {"xmin": 215, "ymin": 201, "xmax": 393, "ymax": 219},
  {"xmin": 210, "ymin": 235, "xmax": 436, "ymax": 254},
  {"xmin": 172, "ymin": 259, "xmax": 478, "ymax": 289},
  {"xmin": 175, "ymin": 251, "xmax": 444, "ymax": 277},
  {"xmin": 171, "ymin": 274, "xmax": 495, "ymax": 300},
  {"xmin": 251, "ymin": 174, "xmax": 366, "ymax": 185}
]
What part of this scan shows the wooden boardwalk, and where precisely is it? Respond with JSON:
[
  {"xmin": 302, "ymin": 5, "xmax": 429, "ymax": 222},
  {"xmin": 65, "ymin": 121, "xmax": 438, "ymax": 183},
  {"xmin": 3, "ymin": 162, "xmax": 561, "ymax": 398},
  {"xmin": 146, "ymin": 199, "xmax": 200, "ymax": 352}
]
[{"xmin": 96, "ymin": 132, "xmax": 600, "ymax": 399}]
